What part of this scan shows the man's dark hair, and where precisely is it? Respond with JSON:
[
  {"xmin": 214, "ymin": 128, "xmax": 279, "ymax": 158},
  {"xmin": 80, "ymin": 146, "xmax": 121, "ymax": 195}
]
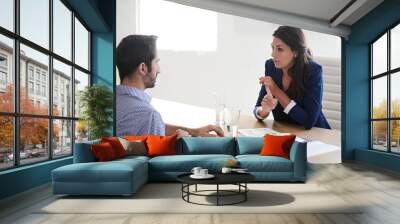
[{"xmin": 116, "ymin": 35, "xmax": 158, "ymax": 82}]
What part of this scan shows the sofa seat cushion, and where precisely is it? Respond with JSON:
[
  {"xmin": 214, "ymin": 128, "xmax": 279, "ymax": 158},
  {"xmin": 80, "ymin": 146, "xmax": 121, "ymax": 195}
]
[
  {"xmin": 53, "ymin": 159, "xmax": 147, "ymax": 183},
  {"xmin": 236, "ymin": 155, "xmax": 293, "ymax": 172},
  {"xmin": 116, "ymin": 155, "xmax": 150, "ymax": 163},
  {"xmin": 149, "ymin": 154, "xmax": 235, "ymax": 172}
]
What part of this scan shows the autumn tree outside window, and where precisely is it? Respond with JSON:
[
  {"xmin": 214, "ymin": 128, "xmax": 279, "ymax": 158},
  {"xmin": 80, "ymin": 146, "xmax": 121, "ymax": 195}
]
[{"xmin": 0, "ymin": 0, "xmax": 91, "ymax": 170}]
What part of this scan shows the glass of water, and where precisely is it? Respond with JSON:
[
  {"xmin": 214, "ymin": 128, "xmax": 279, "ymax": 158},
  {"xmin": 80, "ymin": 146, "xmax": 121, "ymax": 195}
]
[
  {"xmin": 224, "ymin": 108, "xmax": 241, "ymax": 137},
  {"xmin": 213, "ymin": 92, "xmax": 226, "ymax": 126}
]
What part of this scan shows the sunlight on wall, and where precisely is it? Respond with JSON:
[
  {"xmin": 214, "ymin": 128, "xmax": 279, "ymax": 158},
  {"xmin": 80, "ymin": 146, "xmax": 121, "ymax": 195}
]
[
  {"xmin": 138, "ymin": 0, "xmax": 217, "ymax": 52},
  {"xmin": 151, "ymin": 98, "xmax": 215, "ymax": 128}
]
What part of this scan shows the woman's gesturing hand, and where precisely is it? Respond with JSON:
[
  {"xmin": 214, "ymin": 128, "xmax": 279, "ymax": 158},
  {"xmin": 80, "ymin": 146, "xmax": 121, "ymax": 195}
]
[{"xmin": 259, "ymin": 76, "xmax": 279, "ymax": 96}]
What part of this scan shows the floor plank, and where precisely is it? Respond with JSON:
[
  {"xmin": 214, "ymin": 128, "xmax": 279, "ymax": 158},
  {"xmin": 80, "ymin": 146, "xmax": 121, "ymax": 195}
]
[{"xmin": 1, "ymin": 162, "xmax": 400, "ymax": 224}]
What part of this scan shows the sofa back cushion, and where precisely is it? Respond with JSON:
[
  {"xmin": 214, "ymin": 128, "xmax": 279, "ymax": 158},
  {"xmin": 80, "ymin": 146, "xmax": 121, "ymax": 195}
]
[
  {"xmin": 177, "ymin": 137, "xmax": 235, "ymax": 155},
  {"xmin": 74, "ymin": 139, "xmax": 100, "ymax": 163},
  {"xmin": 236, "ymin": 137, "xmax": 263, "ymax": 155}
]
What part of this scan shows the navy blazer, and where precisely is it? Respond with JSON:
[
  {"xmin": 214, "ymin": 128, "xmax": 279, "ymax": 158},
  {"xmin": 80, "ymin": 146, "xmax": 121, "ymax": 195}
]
[{"xmin": 254, "ymin": 59, "xmax": 331, "ymax": 129}]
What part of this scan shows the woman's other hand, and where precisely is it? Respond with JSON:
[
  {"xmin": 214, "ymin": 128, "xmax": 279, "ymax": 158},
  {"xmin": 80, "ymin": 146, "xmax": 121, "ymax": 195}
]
[{"xmin": 259, "ymin": 90, "xmax": 278, "ymax": 116}]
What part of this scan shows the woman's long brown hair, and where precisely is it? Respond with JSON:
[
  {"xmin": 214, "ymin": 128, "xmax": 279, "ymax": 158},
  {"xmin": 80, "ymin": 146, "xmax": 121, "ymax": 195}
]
[{"xmin": 272, "ymin": 26, "xmax": 313, "ymax": 99}]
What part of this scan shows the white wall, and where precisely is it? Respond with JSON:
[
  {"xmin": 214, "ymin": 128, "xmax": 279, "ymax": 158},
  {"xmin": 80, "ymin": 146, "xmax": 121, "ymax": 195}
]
[
  {"xmin": 117, "ymin": 0, "xmax": 341, "ymax": 128},
  {"xmin": 150, "ymin": 14, "xmax": 273, "ymax": 114}
]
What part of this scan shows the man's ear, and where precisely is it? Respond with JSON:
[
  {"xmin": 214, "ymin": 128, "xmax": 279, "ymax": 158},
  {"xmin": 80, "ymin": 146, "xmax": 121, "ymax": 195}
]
[{"xmin": 137, "ymin": 62, "xmax": 148, "ymax": 76}]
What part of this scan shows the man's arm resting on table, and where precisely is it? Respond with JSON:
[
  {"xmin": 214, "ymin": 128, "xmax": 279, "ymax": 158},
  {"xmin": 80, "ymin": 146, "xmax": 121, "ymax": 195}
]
[
  {"xmin": 165, "ymin": 124, "xmax": 194, "ymax": 136},
  {"xmin": 165, "ymin": 124, "xmax": 224, "ymax": 137}
]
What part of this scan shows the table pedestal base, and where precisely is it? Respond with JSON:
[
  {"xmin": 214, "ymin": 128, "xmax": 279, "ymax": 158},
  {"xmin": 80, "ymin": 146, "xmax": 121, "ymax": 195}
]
[{"xmin": 181, "ymin": 183, "xmax": 249, "ymax": 206}]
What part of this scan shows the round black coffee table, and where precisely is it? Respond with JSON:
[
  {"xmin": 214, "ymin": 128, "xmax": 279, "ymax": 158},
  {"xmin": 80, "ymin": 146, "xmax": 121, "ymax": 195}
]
[{"xmin": 177, "ymin": 173, "xmax": 255, "ymax": 206}]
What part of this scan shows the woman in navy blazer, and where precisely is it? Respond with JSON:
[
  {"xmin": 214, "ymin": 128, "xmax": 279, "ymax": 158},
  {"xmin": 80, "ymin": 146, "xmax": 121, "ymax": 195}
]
[{"xmin": 254, "ymin": 26, "xmax": 330, "ymax": 129}]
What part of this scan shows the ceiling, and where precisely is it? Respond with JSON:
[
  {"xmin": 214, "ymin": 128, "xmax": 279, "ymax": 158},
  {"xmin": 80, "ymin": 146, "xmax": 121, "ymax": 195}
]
[
  {"xmin": 166, "ymin": 0, "xmax": 384, "ymax": 37},
  {"xmin": 226, "ymin": 0, "xmax": 352, "ymax": 23}
]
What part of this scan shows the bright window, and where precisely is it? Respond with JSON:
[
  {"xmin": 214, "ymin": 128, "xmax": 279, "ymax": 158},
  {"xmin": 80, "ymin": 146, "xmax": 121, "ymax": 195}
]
[
  {"xmin": 0, "ymin": 0, "xmax": 91, "ymax": 170},
  {"xmin": 370, "ymin": 23, "xmax": 400, "ymax": 153}
]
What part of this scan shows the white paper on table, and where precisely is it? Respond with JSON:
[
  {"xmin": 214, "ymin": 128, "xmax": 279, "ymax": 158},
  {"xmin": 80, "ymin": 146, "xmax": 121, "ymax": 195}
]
[
  {"xmin": 237, "ymin": 128, "xmax": 308, "ymax": 142},
  {"xmin": 238, "ymin": 128, "xmax": 286, "ymax": 136}
]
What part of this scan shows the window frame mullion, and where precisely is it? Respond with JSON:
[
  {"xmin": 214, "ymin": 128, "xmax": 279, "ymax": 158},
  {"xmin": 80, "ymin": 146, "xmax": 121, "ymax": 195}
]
[
  {"xmin": 13, "ymin": 0, "xmax": 21, "ymax": 167},
  {"xmin": 49, "ymin": 0, "xmax": 54, "ymax": 160},
  {"xmin": 387, "ymin": 30, "xmax": 391, "ymax": 153},
  {"xmin": 0, "ymin": 0, "xmax": 91, "ymax": 171}
]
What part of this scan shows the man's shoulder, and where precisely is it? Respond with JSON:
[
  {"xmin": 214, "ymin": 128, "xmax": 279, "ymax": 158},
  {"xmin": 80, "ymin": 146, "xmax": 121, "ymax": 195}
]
[{"xmin": 117, "ymin": 95, "xmax": 156, "ymax": 113}]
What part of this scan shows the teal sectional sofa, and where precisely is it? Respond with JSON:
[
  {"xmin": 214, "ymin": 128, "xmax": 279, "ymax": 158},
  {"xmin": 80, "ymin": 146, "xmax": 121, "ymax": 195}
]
[{"xmin": 52, "ymin": 137, "xmax": 307, "ymax": 196}]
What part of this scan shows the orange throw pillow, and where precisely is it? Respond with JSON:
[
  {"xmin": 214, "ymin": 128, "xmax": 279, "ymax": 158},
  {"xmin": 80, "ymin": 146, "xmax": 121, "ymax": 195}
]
[
  {"xmin": 101, "ymin": 137, "xmax": 127, "ymax": 158},
  {"xmin": 124, "ymin": 135, "xmax": 148, "ymax": 141},
  {"xmin": 260, "ymin": 134, "xmax": 296, "ymax": 159},
  {"xmin": 91, "ymin": 142, "xmax": 118, "ymax": 161},
  {"xmin": 146, "ymin": 135, "xmax": 177, "ymax": 157}
]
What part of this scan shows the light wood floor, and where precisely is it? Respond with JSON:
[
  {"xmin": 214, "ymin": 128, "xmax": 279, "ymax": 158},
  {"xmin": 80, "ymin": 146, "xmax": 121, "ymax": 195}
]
[{"xmin": 1, "ymin": 162, "xmax": 400, "ymax": 224}]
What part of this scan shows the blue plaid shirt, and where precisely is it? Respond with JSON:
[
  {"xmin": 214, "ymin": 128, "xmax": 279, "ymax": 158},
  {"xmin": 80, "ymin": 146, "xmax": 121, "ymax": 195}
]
[{"xmin": 116, "ymin": 85, "xmax": 165, "ymax": 136}]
